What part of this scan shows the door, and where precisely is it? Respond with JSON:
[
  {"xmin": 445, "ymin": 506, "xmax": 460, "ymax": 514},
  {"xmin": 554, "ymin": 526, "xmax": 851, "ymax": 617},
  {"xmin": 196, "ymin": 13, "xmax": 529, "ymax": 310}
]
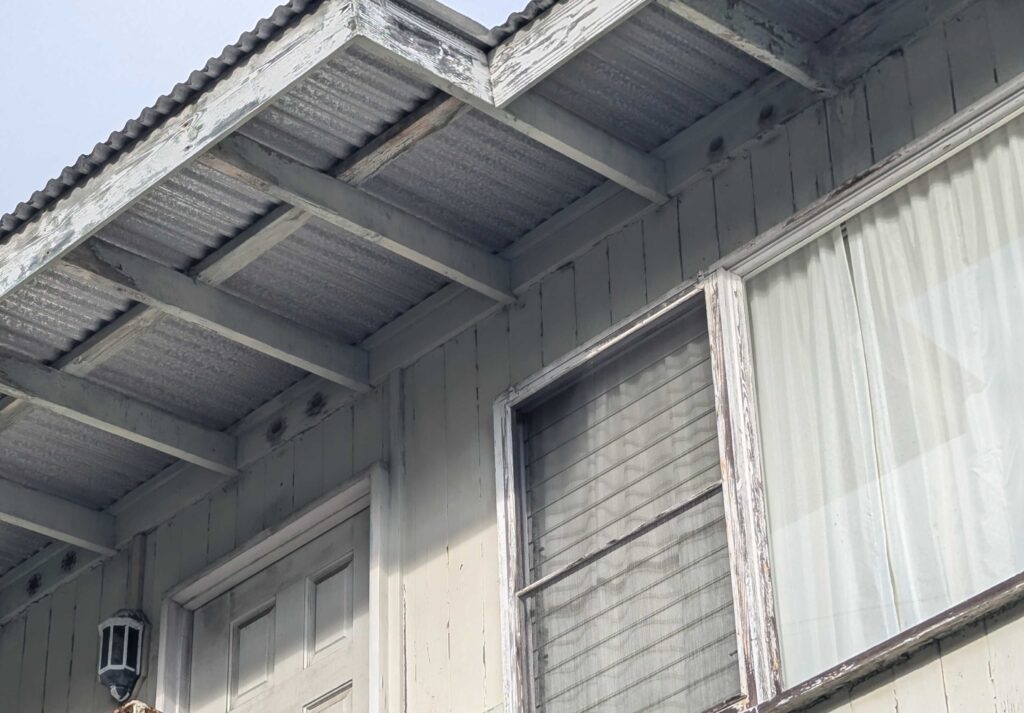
[{"xmin": 189, "ymin": 508, "xmax": 370, "ymax": 713}]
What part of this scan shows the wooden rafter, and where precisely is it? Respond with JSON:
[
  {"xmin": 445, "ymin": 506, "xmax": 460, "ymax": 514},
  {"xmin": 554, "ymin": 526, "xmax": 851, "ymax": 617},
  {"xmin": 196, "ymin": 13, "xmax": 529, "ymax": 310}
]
[
  {"xmin": 657, "ymin": 0, "xmax": 835, "ymax": 93},
  {"xmin": 205, "ymin": 135, "xmax": 516, "ymax": 303},
  {"xmin": 0, "ymin": 355, "xmax": 238, "ymax": 475},
  {"xmin": 57, "ymin": 241, "xmax": 370, "ymax": 390},
  {"xmin": 0, "ymin": 478, "xmax": 116, "ymax": 556}
]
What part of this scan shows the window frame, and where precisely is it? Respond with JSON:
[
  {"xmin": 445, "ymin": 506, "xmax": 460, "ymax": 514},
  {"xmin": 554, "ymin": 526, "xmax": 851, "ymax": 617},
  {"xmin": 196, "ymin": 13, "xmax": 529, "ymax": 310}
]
[
  {"xmin": 493, "ymin": 280, "xmax": 775, "ymax": 713},
  {"xmin": 497, "ymin": 69, "xmax": 1024, "ymax": 713}
]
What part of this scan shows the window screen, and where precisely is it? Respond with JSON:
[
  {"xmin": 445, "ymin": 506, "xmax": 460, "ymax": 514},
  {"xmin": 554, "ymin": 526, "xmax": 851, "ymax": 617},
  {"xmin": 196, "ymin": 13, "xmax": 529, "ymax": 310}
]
[{"xmin": 517, "ymin": 304, "xmax": 741, "ymax": 713}]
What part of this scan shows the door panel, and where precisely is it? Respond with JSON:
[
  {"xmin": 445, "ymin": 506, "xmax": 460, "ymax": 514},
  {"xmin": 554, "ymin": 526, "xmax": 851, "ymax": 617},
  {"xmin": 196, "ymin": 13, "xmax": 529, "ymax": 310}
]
[{"xmin": 189, "ymin": 508, "xmax": 369, "ymax": 713}]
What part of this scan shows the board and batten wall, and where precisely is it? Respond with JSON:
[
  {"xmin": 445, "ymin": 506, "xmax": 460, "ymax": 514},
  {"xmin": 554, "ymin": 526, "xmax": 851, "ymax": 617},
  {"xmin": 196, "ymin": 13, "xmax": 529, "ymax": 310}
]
[{"xmin": 3, "ymin": 0, "xmax": 1024, "ymax": 711}]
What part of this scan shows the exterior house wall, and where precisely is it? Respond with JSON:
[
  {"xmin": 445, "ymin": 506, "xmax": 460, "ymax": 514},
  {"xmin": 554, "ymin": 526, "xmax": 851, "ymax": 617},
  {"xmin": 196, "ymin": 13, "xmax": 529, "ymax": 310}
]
[{"xmin": 2, "ymin": 0, "xmax": 1024, "ymax": 711}]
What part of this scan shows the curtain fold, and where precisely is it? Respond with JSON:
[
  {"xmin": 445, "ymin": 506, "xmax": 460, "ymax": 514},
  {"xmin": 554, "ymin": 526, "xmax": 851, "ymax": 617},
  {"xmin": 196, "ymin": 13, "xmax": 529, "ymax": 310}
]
[{"xmin": 749, "ymin": 117, "xmax": 1024, "ymax": 685}]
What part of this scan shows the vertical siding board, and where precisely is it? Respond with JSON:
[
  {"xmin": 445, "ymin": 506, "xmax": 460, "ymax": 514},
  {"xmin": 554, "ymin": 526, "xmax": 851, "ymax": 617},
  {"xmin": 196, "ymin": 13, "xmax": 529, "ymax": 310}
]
[
  {"xmin": 0, "ymin": 617, "xmax": 26, "ymax": 712},
  {"xmin": 402, "ymin": 349, "xmax": 451, "ymax": 713},
  {"xmin": 141, "ymin": 519, "xmax": 182, "ymax": 705},
  {"xmin": 903, "ymin": 26, "xmax": 955, "ymax": 138},
  {"xmin": 21, "ymin": 597, "xmax": 51, "ymax": 713},
  {"xmin": 679, "ymin": 174, "xmax": 720, "ymax": 279},
  {"xmin": 178, "ymin": 498, "xmax": 211, "ymax": 581},
  {"xmin": 235, "ymin": 458, "xmax": 266, "ymax": 544},
  {"xmin": 541, "ymin": 266, "xmax": 577, "ymax": 362},
  {"xmin": 892, "ymin": 644, "xmax": 949, "ymax": 713},
  {"xmin": 608, "ymin": 222, "xmax": 647, "ymax": 322},
  {"xmin": 475, "ymin": 311, "xmax": 511, "ymax": 711},
  {"xmin": 865, "ymin": 52, "xmax": 915, "ymax": 160},
  {"xmin": 509, "ymin": 283, "xmax": 543, "ymax": 384},
  {"xmin": 714, "ymin": 153, "xmax": 757, "ymax": 256},
  {"xmin": 787, "ymin": 102, "xmax": 834, "ymax": 211},
  {"xmin": 264, "ymin": 441, "xmax": 295, "ymax": 526},
  {"xmin": 945, "ymin": 2, "xmax": 998, "ymax": 110},
  {"xmin": 985, "ymin": 606, "xmax": 1024, "ymax": 710},
  {"xmin": 827, "ymin": 81, "xmax": 874, "ymax": 185},
  {"xmin": 293, "ymin": 425, "xmax": 325, "ymax": 510},
  {"xmin": 354, "ymin": 387, "xmax": 386, "ymax": 472},
  {"xmin": 68, "ymin": 566, "xmax": 103, "ymax": 712},
  {"xmin": 848, "ymin": 671, "xmax": 898, "ymax": 713},
  {"xmin": 750, "ymin": 128, "xmax": 795, "ymax": 234},
  {"xmin": 642, "ymin": 199, "xmax": 683, "ymax": 299},
  {"xmin": 573, "ymin": 241, "xmax": 612, "ymax": 344},
  {"xmin": 444, "ymin": 332, "xmax": 486, "ymax": 713},
  {"xmin": 42, "ymin": 583, "xmax": 76, "ymax": 713},
  {"xmin": 988, "ymin": 0, "xmax": 1024, "ymax": 83},
  {"xmin": 206, "ymin": 482, "xmax": 239, "ymax": 564},
  {"xmin": 322, "ymin": 405, "xmax": 355, "ymax": 492},
  {"xmin": 940, "ymin": 626, "xmax": 996, "ymax": 713}
]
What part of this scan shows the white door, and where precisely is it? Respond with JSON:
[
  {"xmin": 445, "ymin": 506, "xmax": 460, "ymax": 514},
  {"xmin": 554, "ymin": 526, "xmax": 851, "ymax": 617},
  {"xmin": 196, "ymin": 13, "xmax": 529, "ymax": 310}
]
[{"xmin": 189, "ymin": 508, "xmax": 370, "ymax": 713}]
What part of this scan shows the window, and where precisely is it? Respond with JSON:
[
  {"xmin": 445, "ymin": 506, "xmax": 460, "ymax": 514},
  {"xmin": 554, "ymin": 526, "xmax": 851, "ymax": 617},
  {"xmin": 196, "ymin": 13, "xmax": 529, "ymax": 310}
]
[
  {"xmin": 499, "ymin": 300, "xmax": 744, "ymax": 713},
  {"xmin": 748, "ymin": 117, "xmax": 1024, "ymax": 685}
]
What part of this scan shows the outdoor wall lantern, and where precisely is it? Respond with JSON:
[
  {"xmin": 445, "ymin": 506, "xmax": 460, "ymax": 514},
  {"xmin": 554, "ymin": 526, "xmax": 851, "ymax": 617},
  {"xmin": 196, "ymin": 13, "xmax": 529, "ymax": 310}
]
[{"xmin": 98, "ymin": 610, "xmax": 146, "ymax": 702}]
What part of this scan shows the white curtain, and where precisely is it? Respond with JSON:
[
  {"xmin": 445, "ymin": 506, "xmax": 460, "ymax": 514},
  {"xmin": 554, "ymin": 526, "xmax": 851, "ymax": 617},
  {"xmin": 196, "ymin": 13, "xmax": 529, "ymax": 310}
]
[{"xmin": 748, "ymin": 117, "xmax": 1024, "ymax": 685}]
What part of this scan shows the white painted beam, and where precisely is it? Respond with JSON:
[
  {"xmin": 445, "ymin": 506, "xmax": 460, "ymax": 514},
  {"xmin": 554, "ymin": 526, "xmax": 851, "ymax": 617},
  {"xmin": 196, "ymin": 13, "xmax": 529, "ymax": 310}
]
[
  {"xmin": 657, "ymin": 0, "xmax": 834, "ymax": 93},
  {"xmin": 0, "ymin": 355, "xmax": 237, "ymax": 475},
  {"xmin": 488, "ymin": 0, "xmax": 656, "ymax": 108},
  {"xmin": 58, "ymin": 240, "xmax": 371, "ymax": 391},
  {"xmin": 206, "ymin": 135, "xmax": 515, "ymax": 303},
  {"xmin": 191, "ymin": 204, "xmax": 309, "ymax": 284},
  {"xmin": 0, "ymin": 479, "xmax": 116, "ymax": 555},
  {"xmin": 0, "ymin": 0, "xmax": 358, "ymax": 301}
]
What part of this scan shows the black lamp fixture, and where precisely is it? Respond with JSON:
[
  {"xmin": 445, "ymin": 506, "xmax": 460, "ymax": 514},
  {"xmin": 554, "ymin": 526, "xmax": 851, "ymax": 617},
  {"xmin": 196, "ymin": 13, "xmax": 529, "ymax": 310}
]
[{"xmin": 98, "ymin": 610, "xmax": 146, "ymax": 703}]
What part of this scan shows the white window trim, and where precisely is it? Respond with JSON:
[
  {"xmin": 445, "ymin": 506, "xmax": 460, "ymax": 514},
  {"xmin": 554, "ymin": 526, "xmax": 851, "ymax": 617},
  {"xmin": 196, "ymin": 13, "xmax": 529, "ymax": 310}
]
[
  {"xmin": 154, "ymin": 461, "xmax": 399, "ymax": 713},
  {"xmin": 493, "ymin": 280, "xmax": 766, "ymax": 713},
  {"xmin": 495, "ymin": 67, "xmax": 1024, "ymax": 713}
]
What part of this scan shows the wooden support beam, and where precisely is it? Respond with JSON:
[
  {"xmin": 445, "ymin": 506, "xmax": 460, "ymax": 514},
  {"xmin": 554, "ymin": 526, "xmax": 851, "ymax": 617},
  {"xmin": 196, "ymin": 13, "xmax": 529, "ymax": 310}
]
[
  {"xmin": 657, "ymin": 0, "xmax": 834, "ymax": 93},
  {"xmin": 206, "ymin": 134, "xmax": 515, "ymax": 303},
  {"xmin": 57, "ymin": 240, "xmax": 371, "ymax": 391},
  {"xmin": 191, "ymin": 204, "xmax": 309, "ymax": 284},
  {"xmin": 0, "ymin": 478, "xmax": 116, "ymax": 555},
  {"xmin": 0, "ymin": 355, "xmax": 237, "ymax": 475}
]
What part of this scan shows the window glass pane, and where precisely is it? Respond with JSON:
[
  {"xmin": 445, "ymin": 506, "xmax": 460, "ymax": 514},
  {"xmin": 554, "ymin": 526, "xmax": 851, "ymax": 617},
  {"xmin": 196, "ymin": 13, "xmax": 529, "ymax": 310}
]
[
  {"xmin": 527, "ymin": 494, "xmax": 737, "ymax": 713},
  {"xmin": 521, "ymin": 304, "xmax": 740, "ymax": 713},
  {"xmin": 749, "ymin": 117, "xmax": 1024, "ymax": 685}
]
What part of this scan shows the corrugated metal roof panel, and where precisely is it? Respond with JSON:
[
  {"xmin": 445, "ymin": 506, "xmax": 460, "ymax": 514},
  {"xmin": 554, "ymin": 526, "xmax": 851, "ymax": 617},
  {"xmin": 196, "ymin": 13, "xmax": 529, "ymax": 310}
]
[
  {"xmin": 536, "ymin": 3, "xmax": 771, "ymax": 152},
  {"xmin": 223, "ymin": 217, "xmax": 446, "ymax": 343},
  {"xmin": 239, "ymin": 47, "xmax": 437, "ymax": 172},
  {"xmin": 97, "ymin": 162, "xmax": 277, "ymax": 271},
  {"xmin": 0, "ymin": 271, "xmax": 131, "ymax": 364},
  {"xmin": 361, "ymin": 108, "xmax": 604, "ymax": 251},
  {"xmin": 0, "ymin": 408, "xmax": 173, "ymax": 510},
  {"xmin": 86, "ymin": 316, "xmax": 304, "ymax": 431},
  {"xmin": 0, "ymin": 523, "xmax": 50, "ymax": 578}
]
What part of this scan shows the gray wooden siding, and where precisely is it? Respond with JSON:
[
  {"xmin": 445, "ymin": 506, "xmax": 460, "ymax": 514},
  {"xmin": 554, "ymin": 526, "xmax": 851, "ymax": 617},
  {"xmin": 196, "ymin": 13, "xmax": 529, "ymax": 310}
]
[{"xmin": 3, "ymin": 1, "xmax": 1024, "ymax": 711}]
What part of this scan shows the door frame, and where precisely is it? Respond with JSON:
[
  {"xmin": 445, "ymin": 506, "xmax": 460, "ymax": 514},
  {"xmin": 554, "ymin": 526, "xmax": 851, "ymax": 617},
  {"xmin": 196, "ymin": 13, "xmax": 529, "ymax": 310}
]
[{"xmin": 154, "ymin": 461, "xmax": 398, "ymax": 713}]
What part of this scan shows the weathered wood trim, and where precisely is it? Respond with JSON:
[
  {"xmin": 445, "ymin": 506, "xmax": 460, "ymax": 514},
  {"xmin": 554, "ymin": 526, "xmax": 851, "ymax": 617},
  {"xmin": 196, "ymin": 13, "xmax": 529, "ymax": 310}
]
[
  {"xmin": 155, "ymin": 463, "xmax": 393, "ymax": 713},
  {"xmin": 488, "ymin": 0, "xmax": 655, "ymax": 108},
  {"xmin": 190, "ymin": 204, "xmax": 309, "ymax": 284},
  {"xmin": 493, "ymin": 280, "xmax": 705, "ymax": 713},
  {"xmin": 334, "ymin": 94, "xmax": 470, "ymax": 186},
  {"xmin": 753, "ymin": 571, "xmax": 1024, "ymax": 713},
  {"xmin": 0, "ymin": 0, "xmax": 358, "ymax": 301},
  {"xmin": 705, "ymin": 269, "xmax": 781, "ymax": 704},
  {"xmin": 58, "ymin": 240, "xmax": 371, "ymax": 391},
  {"xmin": 0, "ymin": 355, "xmax": 237, "ymax": 475},
  {"xmin": 207, "ymin": 135, "xmax": 514, "ymax": 303},
  {"xmin": 0, "ymin": 546, "xmax": 102, "ymax": 626},
  {"xmin": 0, "ymin": 478, "xmax": 116, "ymax": 556},
  {"xmin": 657, "ymin": 0, "xmax": 834, "ymax": 93}
]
